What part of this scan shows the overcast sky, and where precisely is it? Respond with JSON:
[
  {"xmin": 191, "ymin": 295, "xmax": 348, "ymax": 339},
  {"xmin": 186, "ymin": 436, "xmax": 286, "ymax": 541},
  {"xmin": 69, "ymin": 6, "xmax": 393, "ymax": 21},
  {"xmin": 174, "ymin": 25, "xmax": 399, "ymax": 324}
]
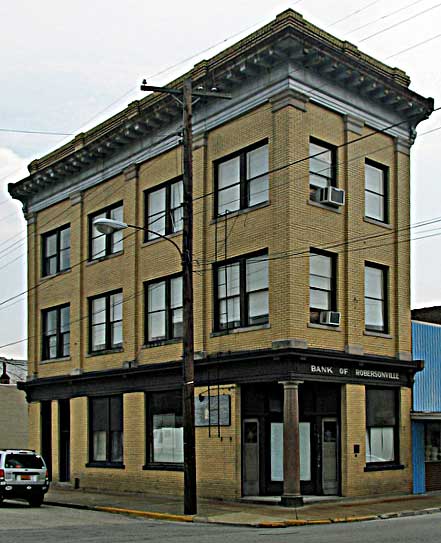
[{"xmin": 1, "ymin": 0, "xmax": 440, "ymax": 359}]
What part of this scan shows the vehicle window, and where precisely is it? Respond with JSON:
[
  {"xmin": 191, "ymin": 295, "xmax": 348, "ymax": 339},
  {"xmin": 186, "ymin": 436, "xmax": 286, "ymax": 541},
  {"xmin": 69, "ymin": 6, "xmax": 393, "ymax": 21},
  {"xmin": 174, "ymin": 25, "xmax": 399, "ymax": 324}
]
[{"xmin": 5, "ymin": 454, "xmax": 44, "ymax": 469}]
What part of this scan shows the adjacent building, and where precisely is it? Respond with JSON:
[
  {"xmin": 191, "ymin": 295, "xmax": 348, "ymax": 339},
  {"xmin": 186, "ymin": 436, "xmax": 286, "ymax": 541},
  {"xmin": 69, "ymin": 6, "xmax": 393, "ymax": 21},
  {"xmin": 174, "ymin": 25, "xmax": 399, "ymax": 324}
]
[
  {"xmin": 0, "ymin": 358, "xmax": 28, "ymax": 449},
  {"xmin": 9, "ymin": 10, "xmax": 433, "ymax": 501}
]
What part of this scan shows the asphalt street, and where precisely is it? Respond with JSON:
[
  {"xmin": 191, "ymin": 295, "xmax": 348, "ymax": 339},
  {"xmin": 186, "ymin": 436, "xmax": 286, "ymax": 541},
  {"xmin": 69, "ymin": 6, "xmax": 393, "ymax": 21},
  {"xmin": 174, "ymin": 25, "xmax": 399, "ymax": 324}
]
[{"xmin": 0, "ymin": 501, "xmax": 439, "ymax": 542}]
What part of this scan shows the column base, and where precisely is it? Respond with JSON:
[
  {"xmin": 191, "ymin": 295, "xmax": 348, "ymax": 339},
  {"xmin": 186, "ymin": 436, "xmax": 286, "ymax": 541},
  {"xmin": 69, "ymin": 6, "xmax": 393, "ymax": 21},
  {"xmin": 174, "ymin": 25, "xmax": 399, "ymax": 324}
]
[{"xmin": 280, "ymin": 494, "xmax": 304, "ymax": 507}]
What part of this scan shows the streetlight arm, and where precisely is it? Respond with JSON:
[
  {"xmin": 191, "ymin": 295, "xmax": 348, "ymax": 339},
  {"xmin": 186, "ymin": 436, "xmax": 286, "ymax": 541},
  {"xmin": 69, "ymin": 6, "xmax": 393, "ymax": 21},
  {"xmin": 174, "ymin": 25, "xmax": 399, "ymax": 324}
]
[{"xmin": 93, "ymin": 218, "xmax": 183, "ymax": 258}]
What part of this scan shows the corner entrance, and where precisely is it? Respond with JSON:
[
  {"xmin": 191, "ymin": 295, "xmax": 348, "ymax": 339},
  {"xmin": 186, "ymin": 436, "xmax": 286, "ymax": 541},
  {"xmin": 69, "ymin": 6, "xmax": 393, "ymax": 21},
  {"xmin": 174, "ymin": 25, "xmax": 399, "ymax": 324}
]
[{"xmin": 241, "ymin": 382, "xmax": 340, "ymax": 496}]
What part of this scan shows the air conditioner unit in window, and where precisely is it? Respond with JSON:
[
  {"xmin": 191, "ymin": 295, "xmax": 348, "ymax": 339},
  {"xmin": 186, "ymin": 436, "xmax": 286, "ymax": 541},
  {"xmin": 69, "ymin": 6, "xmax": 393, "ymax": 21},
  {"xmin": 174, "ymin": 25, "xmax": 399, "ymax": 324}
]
[
  {"xmin": 313, "ymin": 186, "xmax": 345, "ymax": 207},
  {"xmin": 319, "ymin": 311, "xmax": 341, "ymax": 326}
]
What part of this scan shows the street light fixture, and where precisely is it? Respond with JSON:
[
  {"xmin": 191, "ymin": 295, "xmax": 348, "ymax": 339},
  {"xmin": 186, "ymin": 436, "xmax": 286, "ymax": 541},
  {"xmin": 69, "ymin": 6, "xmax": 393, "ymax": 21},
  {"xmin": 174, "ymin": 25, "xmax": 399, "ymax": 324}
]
[{"xmin": 93, "ymin": 216, "xmax": 197, "ymax": 515}]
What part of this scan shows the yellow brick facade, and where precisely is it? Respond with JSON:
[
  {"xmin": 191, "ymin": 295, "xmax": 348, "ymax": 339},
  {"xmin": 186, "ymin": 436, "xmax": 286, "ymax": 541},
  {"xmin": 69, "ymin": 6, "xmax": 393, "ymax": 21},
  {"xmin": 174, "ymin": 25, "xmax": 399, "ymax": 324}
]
[{"xmin": 15, "ymin": 9, "xmax": 433, "ymax": 503}]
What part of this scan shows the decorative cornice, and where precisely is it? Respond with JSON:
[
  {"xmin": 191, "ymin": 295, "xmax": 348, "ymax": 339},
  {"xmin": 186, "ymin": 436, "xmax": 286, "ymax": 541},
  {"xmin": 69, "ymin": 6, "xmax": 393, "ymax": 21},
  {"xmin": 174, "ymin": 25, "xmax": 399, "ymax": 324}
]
[
  {"xmin": 270, "ymin": 88, "xmax": 309, "ymax": 112},
  {"xmin": 24, "ymin": 212, "xmax": 36, "ymax": 225}
]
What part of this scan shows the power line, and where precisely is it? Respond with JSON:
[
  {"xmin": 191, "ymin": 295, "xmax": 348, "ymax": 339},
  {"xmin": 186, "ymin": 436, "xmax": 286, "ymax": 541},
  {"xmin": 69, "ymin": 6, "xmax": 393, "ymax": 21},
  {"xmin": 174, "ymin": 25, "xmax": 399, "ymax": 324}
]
[
  {"xmin": 386, "ymin": 31, "xmax": 441, "ymax": 59},
  {"xmin": 328, "ymin": 0, "xmax": 381, "ymax": 28},
  {"xmin": 0, "ymin": 128, "xmax": 73, "ymax": 136}
]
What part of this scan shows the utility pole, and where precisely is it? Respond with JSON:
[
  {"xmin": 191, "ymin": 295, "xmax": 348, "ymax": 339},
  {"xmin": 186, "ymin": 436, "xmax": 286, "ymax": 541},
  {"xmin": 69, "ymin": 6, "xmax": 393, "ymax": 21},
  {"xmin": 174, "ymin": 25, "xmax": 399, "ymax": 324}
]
[{"xmin": 140, "ymin": 78, "xmax": 231, "ymax": 515}]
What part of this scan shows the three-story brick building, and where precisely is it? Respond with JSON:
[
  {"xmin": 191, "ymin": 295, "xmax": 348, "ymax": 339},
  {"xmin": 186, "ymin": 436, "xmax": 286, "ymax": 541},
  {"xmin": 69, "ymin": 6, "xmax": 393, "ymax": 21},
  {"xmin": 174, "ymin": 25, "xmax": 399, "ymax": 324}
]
[{"xmin": 9, "ymin": 10, "xmax": 433, "ymax": 501}]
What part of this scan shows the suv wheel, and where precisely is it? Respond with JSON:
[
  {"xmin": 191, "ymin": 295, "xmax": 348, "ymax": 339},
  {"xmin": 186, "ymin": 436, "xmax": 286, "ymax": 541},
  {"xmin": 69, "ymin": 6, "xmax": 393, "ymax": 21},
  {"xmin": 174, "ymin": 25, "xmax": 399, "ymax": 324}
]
[{"xmin": 28, "ymin": 494, "xmax": 44, "ymax": 507}]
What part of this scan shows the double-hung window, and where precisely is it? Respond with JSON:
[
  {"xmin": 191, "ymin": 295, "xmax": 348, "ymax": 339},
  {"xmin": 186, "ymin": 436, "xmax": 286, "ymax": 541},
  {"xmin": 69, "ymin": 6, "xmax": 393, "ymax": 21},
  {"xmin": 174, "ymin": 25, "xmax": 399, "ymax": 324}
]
[
  {"xmin": 365, "ymin": 161, "xmax": 388, "ymax": 223},
  {"xmin": 42, "ymin": 304, "xmax": 70, "ymax": 360},
  {"xmin": 89, "ymin": 290, "xmax": 123, "ymax": 353},
  {"xmin": 147, "ymin": 391, "xmax": 183, "ymax": 466},
  {"xmin": 89, "ymin": 202, "xmax": 123, "ymax": 260},
  {"xmin": 145, "ymin": 275, "xmax": 182, "ymax": 343},
  {"xmin": 145, "ymin": 179, "xmax": 183, "ymax": 241},
  {"xmin": 42, "ymin": 225, "xmax": 70, "ymax": 277},
  {"xmin": 309, "ymin": 250, "xmax": 336, "ymax": 323},
  {"xmin": 366, "ymin": 388, "xmax": 398, "ymax": 466},
  {"xmin": 309, "ymin": 139, "xmax": 336, "ymax": 192},
  {"xmin": 89, "ymin": 396, "xmax": 123, "ymax": 465},
  {"xmin": 215, "ymin": 142, "xmax": 269, "ymax": 216},
  {"xmin": 365, "ymin": 263, "xmax": 388, "ymax": 333},
  {"xmin": 215, "ymin": 252, "xmax": 269, "ymax": 331}
]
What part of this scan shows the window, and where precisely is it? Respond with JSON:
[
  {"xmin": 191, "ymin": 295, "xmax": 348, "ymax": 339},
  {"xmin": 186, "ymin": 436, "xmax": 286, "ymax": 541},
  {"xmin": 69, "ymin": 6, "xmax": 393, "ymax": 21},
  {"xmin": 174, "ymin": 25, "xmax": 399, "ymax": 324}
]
[
  {"xmin": 366, "ymin": 388, "xmax": 397, "ymax": 465},
  {"xmin": 145, "ymin": 179, "xmax": 183, "ymax": 241},
  {"xmin": 42, "ymin": 225, "xmax": 70, "ymax": 277},
  {"xmin": 89, "ymin": 396, "xmax": 123, "ymax": 465},
  {"xmin": 365, "ymin": 264, "xmax": 388, "ymax": 333},
  {"xmin": 89, "ymin": 202, "xmax": 123, "ymax": 260},
  {"xmin": 147, "ymin": 391, "xmax": 183, "ymax": 465},
  {"xmin": 42, "ymin": 304, "xmax": 70, "ymax": 360},
  {"xmin": 145, "ymin": 275, "xmax": 182, "ymax": 343},
  {"xmin": 425, "ymin": 423, "xmax": 441, "ymax": 462},
  {"xmin": 309, "ymin": 139, "xmax": 336, "ymax": 191},
  {"xmin": 89, "ymin": 290, "xmax": 123, "ymax": 353},
  {"xmin": 215, "ymin": 252, "xmax": 269, "ymax": 331},
  {"xmin": 365, "ymin": 161, "xmax": 388, "ymax": 222},
  {"xmin": 309, "ymin": 250, "xmax": 336, "ymax": 323},
  {"xmin": 215, "ymin": 142, "xmax": 269, "ymax": 216}
]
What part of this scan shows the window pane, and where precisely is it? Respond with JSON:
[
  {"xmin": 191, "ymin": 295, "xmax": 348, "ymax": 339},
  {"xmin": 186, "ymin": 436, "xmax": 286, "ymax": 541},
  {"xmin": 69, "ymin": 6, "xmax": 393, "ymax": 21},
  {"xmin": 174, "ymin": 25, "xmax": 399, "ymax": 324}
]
[
  {"xmin": 365, "ymin": 192, "xmax": 384, "ymax": 221},
  {"xmin": 60, "ymin": 228, "xmax": 70, "ymax": 250},
  {"xmin": 365, "ymin": 267, "xmax": 384, "ymax": 299},
  {"xmin": 110, "ymin": 431, "xmax": 123, "ymax": 462},
  {"xmin": 45, "ymin": 309, "xmax": 58, "ymax": 335},
  {"xmin": 365, "ymin": 164, "xmax": 384, "ymax": 195},
  {"xmin": 365, "ymin": 299, "xmax": 385, "ymax": 331},
  {"xmin": 171, "ymin": 181, "xmax": 183, "ymax": 232},
  {"xmin": 110, "ymin": 293, "xmax": 123, "ymax": 322},
  {"xmin": 92, "ymin": 323, "xmax": 106, "ymax": 351},
  {"xmin": 60, "ymin": 248, "xmax": 70, "ymax": 271},
  {"xmin": 148, "ymin": 282, "xmax": 166, "ymax": 312},
  {"xmin": 310, "ymin": 142, "xmax": 332, "ymax": 185},
  {"xmin": 310, "ymin": 274, "xmax": 331, "ymax": 291},
  {"xmin": 93, "ymin": 431, "xmax": 107, "ymax": 461},
  {"xmin": 60, "ymin": 306, "xmax": 70, "ymax": 332},
  {"xmin": 246, "ymin": 256, "xmax": 268, "ymax": 293},
  {"xmin": 111, "ymin": 321, "xmax": 123, "ymax": 347},
  {"xmin": 309, "ymin": 173, "xmax": 328, "ymax": 189},
  {"xmin": 247, "ymin": 145, "xmax": 268, "ymax": 180},
  {"xmin": 248, "ymin": 290, "xmax": 269, "ymax": 324},
  {"xmin": 310, "ymin": 288, "xmax": 331, "ymax": 310},
  {"xmin": 148, "ymin": 213, "xmax": 166, "ymax": 238},
  {"xmin": 148, "ymin": 188, "xmax": 166, "ymax": 238},
  {"xmin": 170, "ymin": 277, "xmax": 182, "ymax": 309},
  {"xmin": 310, "ymin": 253, "xmax": 331, "ymax": 278},
  {"xmin": 110, "ymin": 397, "xmax": 123, "ymax": 431},
  {"xmin": 49, "ymin": 336, "xmax": 57, "ymax": 359},
  {"xmin": 248, "ymin": 175, "xmax": 269, "ymax": 207},
  {"xmin": 92, "ymin": 298, "xmax": 106, "ymax": 324},
  {"xmin": 92, "ymin": 234, "xmax": 106, "ymax": 259},
  {"xmin": 148, "ymin": 311, "xmax": 166, "ymax": 341},
  {"xmin": 62, "ymin": 332, "xmax": 70, "ymax": 357},
  {"xmin": 366, "ymin": 427, "xmax": 394, "ymax": 463},
  {"xmin": 218, "ymin": 263, "xmax": 240, "ymax": 298},
  {"xmin": 110, "ymin": 205, "xmax": 123, "ymax": 222},
  {"xmin": 46, "ymin": 256, "xmax": 57, "ymax": 275},
  {"xmin": 111, "ymin": 230, "xmax": 123, "ymax": 253},
  {"xmin": 92, "ymin": 398, "xmax": 107, "ymax": 430},
  {"xmin": 366, "ymin": 389, "xmax": 396, "ymax": 426},
  {"xmin": 218, "ymin": 185, "xmax": 240, "ymax": 215},
  {"xmin": 219, "ymin": 297, "xmax": 240, "ymax": 328},
  {"xmin": 45, "ymin": 233, "xmax": 57, "ymax": 257},
  {"xmin": 218, "ymin": 157, "xmax": 240, "ymax": 189},
  {"xmin": 152, "ymin": 414, "xmax": 184, "ymax": 463},
  {"xmin": 172, "ymin": 308, "xmax": 183, "ymax": 338}
]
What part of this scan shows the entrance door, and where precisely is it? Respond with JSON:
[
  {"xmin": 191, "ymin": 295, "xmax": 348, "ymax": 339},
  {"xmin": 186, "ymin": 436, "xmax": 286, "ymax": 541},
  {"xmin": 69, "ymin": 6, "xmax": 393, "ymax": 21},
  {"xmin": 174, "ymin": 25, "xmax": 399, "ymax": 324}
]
[
  {"xmin": 243, "ymin": 419, "xmax": 259, "ymax": 495},
  {"xmin": 322, "ymin": 418, "xmax": 338, "ymax": 495},
  {"xmin": 59, "ymin": 399, "xmax": 70, "ymax": 482}
]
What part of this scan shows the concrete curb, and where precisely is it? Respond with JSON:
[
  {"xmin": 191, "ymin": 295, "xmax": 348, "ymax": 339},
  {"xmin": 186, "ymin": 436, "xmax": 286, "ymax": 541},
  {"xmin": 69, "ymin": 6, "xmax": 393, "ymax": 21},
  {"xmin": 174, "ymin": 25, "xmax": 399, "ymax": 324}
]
[{"xmin": 44, "ymin": 500, "xmax": 441, "ymax": 528}]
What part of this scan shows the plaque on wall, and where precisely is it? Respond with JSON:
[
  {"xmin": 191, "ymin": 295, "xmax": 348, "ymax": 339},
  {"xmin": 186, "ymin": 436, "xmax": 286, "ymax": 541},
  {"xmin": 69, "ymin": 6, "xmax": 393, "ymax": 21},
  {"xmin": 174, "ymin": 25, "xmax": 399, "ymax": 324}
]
[{"xmin": 195, "ymin": 394, "xmax": 231, "ymax": 426}]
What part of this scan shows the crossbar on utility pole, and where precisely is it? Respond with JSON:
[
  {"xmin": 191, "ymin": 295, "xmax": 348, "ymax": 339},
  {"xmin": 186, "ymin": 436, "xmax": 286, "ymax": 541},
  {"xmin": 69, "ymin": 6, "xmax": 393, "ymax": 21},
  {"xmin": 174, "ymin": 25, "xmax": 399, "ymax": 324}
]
[{"xmin": 140, "ymin": 78, "xmax": 231, "ymax": 515}]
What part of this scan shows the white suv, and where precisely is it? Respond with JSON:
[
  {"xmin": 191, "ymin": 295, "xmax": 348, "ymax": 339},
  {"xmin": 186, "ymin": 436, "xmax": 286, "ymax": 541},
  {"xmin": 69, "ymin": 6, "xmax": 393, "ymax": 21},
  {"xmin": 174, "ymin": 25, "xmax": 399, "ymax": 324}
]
[{"xmin": 0, "ymin": 449, "xmax": 49, "ymax": 507}]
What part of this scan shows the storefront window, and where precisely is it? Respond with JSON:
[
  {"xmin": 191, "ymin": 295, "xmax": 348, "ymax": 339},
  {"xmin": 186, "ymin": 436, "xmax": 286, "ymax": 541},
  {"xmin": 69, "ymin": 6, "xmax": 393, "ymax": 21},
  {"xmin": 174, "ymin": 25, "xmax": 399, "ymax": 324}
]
[
  {"xmin": 365, "ymin": 388, "xmax": 397, "ymax": 465},
  {"xmin": 425, "ymin": 423, "xmax": 441, "ymax": 461},
  {"xmin": 148, "ymin": 391, "xmax": 183, "ymax": 465}
]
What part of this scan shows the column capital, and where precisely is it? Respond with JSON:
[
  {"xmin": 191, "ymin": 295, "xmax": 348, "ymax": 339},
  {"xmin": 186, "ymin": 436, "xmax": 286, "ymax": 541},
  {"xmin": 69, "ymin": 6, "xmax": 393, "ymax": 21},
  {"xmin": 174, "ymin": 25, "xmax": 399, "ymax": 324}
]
[
  {"xmin": 279, "ymin": 380, "xmax": 303, "ymax": 389},
  {"xmin": 124, "ymin": 164, "xmax": 139, "ymax": 182},
  {"xmin": 270, "ymin": 88, "xmax": 309, "ymax": 113}
]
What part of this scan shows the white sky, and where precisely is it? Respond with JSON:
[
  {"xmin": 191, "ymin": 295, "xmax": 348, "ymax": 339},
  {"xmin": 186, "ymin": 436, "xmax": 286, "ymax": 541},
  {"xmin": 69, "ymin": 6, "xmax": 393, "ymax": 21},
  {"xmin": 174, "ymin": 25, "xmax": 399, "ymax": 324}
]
[{"xmin": 0, "ymin": 0, "xmax": 440, "ymax": 358}]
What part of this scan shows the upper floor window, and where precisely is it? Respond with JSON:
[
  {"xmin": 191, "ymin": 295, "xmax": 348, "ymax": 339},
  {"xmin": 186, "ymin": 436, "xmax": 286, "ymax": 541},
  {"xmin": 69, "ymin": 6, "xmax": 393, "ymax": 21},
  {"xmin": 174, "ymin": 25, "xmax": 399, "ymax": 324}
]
[
  {"xmin": 42, "ymin": 225, "xmax": 70, "ymax": 277},
  {"xmin": 309, "ymin": 139, "xmax": 336, "ymax": 192},
  {"xmin": 145, "ymin": 275, "xmax": 182, "ymax": 343},
  {"xmin": 215, "ymin": 142, "xmax": 269, "ymax": 216},
  {"xmin": 89, "ymin": 290, "xmax": 123, "ymax": 353},
  {"xmin": 42, "ymin": 304, "xmax": 70, "ymax": 360},
  {"xmin": 366, "ymin": 388, "xmax": 397, "ymax": 466},
  {"xmin": 309, "ymin": 250, "xmax": 336, "ymax": 323},
  {"xmin": 214, "ymin": 251, "xmax": 269, "ymax": 331},
  {"xmin": 365, "ymin": 263, "xmax": 388, "ymax": 333},
  {"xmin": 89, "ymin": 395, "xmax": 123, "ymax": 466},
  {"xmin": 89, "ymin": 202, "xmax": 123, "ymax": 260},
  {"xmin": 145, "ymin": 179, "xmax": 183, "ymax": 241},
  {"xmin": 365, "ymin": 161, "xmax": 388, "ymax": 223}
]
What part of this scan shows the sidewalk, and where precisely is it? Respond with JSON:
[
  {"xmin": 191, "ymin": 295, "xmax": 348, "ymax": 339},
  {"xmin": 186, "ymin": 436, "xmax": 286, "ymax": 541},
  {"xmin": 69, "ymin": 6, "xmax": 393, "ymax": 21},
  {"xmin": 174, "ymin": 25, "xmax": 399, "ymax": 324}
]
[{"xmin": 44, "ymin": 485, "xmax": 441, "ymax": 528}]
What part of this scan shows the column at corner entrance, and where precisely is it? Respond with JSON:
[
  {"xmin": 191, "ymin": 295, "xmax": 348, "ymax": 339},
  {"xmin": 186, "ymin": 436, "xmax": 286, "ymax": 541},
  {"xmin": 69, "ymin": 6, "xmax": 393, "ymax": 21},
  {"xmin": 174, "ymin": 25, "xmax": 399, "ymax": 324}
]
[{"xmin": 280, "ymin": 380, "xmax": 304, "ymax": 507}]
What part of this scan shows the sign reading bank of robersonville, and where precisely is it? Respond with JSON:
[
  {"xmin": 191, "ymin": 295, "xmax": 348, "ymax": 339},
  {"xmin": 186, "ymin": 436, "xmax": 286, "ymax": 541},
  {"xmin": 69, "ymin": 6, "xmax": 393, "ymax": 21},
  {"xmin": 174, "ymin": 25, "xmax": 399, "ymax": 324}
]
[{"xmin": 306, "ymin": 363, "xmax": 402, "ymax": 383}]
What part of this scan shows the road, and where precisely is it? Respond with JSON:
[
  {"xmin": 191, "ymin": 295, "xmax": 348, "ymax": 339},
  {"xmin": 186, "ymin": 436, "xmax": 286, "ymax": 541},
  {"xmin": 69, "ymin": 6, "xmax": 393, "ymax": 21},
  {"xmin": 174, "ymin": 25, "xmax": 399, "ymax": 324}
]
[{"xmin": 0, "ymin": 501, "xmax": 438, "ymax": 542}]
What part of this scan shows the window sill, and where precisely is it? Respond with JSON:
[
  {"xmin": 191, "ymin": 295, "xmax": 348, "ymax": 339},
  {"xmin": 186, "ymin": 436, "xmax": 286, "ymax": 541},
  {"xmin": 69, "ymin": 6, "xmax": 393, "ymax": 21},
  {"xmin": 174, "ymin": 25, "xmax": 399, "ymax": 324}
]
[
  {"xmin": 40, "ymin": 268, "xmax": 71, "ymax": 282},
  {"xmin": 364, "ymin": 330, "xmax": 392, "ymax": 339},
  {"xmin": 308, "ymin": 323, "xmax": 342, "ymax": 332},
  {"xmin": 364, "ymin": 463, "xmax": 404, "ymax": 472},
  {"xmin": 211, "ymin": 323, "xmax": 270, "ymax": 337},
  {"xmin": 141, "ymin": 231, "xmax": 181, "ymax": 249},
  {"xmin": 86, "ymin": 347, "xmax": 124, "ymax": 357},
  {"xmin": 212, "ymin": 201, "xmax": 270, "ymax": 223},
  {"xmin": 86, "ymin": 462, "xmax": 125, "ymax": 469},
  {"xmin": 308, "ymin": 199, "xmax": 342, "ymax": 214},
  {"xmin": 364, "ymin": 217, "xmax": 392, "ymax": 229},
  {"xmin": 143, "ymin": 463, "xmax": 184, "ymax": 472},
  {"xmin": 87, "ymin": 250, "xmax": 124, "ymax": 266},
  {"xmin": 40, "ymin": 356, "xmax": 71, "ymax": 364},
  {"xmin": 143, "ymin": 338, "xmax": 182, "ymax": 349}
]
